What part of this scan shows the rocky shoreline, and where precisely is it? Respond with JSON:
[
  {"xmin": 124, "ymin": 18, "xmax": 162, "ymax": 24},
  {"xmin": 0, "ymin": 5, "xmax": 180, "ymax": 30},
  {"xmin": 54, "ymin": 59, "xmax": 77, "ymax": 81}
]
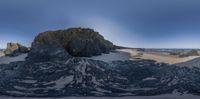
[{"xmin": 0, "ymin": 28, "xmax": 200, "ymax": 97}]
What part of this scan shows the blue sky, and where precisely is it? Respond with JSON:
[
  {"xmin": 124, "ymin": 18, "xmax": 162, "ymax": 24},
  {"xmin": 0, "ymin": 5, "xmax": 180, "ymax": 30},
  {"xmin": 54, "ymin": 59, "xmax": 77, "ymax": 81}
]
[{"xmin": 0, "ymin": 0, "xmax": 200, "ymax": 48}]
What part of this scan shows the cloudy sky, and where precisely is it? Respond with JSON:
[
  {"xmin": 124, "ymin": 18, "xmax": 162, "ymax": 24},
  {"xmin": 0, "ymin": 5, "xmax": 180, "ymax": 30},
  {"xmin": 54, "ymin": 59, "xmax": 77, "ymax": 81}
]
[{"xmin": 0, "ymin": 0, "xmax": 200, "ymax": 48}]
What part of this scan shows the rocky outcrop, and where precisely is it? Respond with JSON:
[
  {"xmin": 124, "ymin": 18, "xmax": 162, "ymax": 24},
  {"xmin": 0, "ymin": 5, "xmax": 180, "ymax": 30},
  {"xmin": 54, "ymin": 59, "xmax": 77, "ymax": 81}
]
[
  {"xmin": 31, "ymin": 28, "xmax": 115, "ymax": 57},
  {"xmin": 4, "ymin": 42, "xmax": 29, "ymax": 56},
  {"xmin": 176, "ymin": 57, "xmax": 200, "ymax": 67},
  {"xmin": 26, "ymin": 42, "xmax": 71, "ymax": 62},
  {"xmin": 179, "ymin": 49, "xmax": 199, "ymax": 57},
  {"xmin": 169, "ymin": 49, "xmax": 199, "ymax": 57}
]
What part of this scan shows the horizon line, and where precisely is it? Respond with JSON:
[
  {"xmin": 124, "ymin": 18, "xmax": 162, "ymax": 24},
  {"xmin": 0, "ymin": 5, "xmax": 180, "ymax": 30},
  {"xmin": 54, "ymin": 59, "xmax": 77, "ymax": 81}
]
[{"xmin": 1, "ymin": 47, "xmax": 200, "ymax": 50}]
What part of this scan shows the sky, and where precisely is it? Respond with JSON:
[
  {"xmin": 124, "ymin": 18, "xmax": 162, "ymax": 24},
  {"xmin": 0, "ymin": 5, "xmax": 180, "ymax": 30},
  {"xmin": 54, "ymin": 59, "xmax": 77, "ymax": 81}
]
[{"xmin": 1, "ymin": 0, "xmax": 200, "ymax": 48}]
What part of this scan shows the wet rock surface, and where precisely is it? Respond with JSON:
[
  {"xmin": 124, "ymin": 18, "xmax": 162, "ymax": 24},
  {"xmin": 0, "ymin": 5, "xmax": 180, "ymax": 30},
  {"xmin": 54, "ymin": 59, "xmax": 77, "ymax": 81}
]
[{"xmin": 1, "ymin": 58, "xmax": 200, "ymax": 97}]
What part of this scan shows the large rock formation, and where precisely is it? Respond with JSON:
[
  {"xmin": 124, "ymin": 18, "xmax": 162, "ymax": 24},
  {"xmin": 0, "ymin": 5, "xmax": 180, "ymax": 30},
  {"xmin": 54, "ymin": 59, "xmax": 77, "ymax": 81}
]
[
  {"xmin": 4, "ymin": 42, "xmax": 29, "ymax": 56},
  {"xmin": 31, "ymin": 28, "xmax": 114, "ymax": 57}
]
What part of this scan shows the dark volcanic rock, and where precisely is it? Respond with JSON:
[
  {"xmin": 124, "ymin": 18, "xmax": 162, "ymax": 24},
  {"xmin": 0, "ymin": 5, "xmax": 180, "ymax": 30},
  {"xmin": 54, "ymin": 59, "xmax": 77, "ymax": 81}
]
[
  {"xmin": 27, "ymin": 42, "xmax": 71, "ymax": 62},
  {"xmin": 32, "ymin": 28, "xmax": 114, "ymax": 57},
  {"xmin": 4, "ymin": 42, "xmax": 29, "ymax": 56},
  {"xmin": 176, "ymin": 57, "xmax": 200, "ymax": 67},
  {"xmin": 1, "ymin": 59, "xmax": 200, "ymax": 97}
]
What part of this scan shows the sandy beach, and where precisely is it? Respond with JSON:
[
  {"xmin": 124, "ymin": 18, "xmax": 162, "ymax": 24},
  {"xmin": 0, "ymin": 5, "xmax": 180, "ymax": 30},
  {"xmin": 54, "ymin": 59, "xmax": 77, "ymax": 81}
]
[{"xmin": 120, "ymin": 49, "xmax": 200, "ymax": 64}]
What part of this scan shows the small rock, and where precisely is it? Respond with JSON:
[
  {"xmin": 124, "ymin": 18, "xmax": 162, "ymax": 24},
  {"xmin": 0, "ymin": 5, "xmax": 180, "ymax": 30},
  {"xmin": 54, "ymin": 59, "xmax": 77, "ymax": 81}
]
[{"xmin": 4, "ymin": 42, "xmax": 29, "ymax": 56}]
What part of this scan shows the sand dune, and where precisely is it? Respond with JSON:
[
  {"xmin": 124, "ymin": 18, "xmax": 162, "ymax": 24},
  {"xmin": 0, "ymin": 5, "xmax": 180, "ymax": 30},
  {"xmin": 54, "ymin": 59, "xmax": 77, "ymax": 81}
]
[{"xmin": 120, "ymin": 49, "xmax": 200, "ymax": 64}]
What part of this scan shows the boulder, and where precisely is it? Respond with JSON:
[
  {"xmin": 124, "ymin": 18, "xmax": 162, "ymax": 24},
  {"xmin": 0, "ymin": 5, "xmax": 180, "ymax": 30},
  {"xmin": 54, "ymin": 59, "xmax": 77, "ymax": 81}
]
[
  {"xmin": 4, "ymin": 42, "xmax": 29, "ymax": 56},
  {"xmin": 31, "ymin": 28, "xmax": 115, "ymax": 57},
  {"xmin": 27, "ymin": 41, "xmax": 71, "ymax": 62}
]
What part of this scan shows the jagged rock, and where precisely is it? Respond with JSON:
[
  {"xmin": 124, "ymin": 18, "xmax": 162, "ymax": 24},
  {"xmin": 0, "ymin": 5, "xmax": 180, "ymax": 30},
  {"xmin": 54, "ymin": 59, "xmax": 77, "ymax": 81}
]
[
  {"xmin": 4, "ymin": 42, "xmax": 29, "ymax": 56},
  {"xmin": 176, "ymin": 57, "xmax": 200, "ymax": 67},
  {"xmin": 31, "ymin": 28, "xmax": 115, "ymax": 57},
  {"xmin": 26, "ymin": 42, "xmax": 71, "ymax": 62},
  {"xmin": 1, "ymin": 58, "xmax": 200, "ymax": 97}
]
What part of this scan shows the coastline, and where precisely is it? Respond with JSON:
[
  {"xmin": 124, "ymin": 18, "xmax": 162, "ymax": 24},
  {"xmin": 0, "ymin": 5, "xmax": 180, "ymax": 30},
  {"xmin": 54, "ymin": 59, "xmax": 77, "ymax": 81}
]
[{"xmin": 120, "ymin": 49, "xmax": 200, "ymax": 64}]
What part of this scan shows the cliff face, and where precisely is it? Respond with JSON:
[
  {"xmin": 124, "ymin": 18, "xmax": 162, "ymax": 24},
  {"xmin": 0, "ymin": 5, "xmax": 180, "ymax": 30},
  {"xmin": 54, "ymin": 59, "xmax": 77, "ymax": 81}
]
[
  {"xmin": 31, "ymin": 28, "xmax": 114, "ymax": 57},
  {"xmin": 4, "ymin": 42, "xmax": 29, "ymax": 56}
]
